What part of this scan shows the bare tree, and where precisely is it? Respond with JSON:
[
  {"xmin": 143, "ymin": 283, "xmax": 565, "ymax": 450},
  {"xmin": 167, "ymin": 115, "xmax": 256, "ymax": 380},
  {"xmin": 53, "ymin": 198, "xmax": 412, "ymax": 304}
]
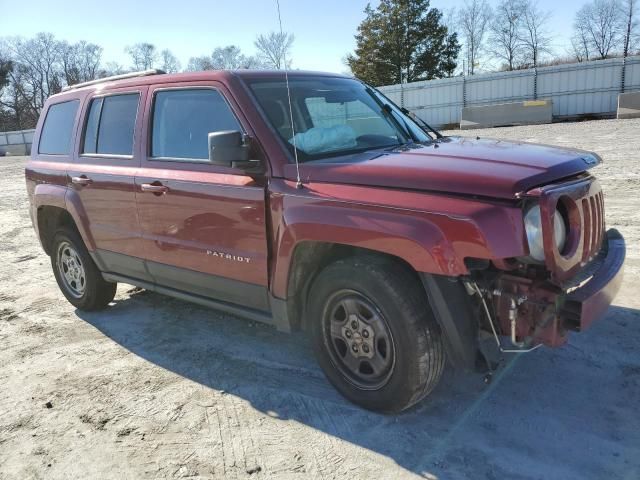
[
  {"xmin": 489, "ymin": 0, "xmax": 526, "ymax": 70},
  {"xmin": 210, "ymin": 46, "xmax": 263, "ymax": 70},
  {"xmin": 4, "ymin": 33, "xmax": 63, "ymax": 121},
  {"xmin": 0, "ymin": 47, "xmax": 15, "ymax": 130},
  {"xmin": 571, "ymin": 28, "xmax": 592, "ymax": 61},
  {"xmin": 0, "ymin": 52, "xmax": 11, "ymax": 91},
  {"xmin": 0, "ymin": 34, "xmax": 110, "ymax": 129},
  {"xmin": 186, "ymin": 46, "xmax": 263, "ymax": 71},
  {"xmin": 59, "ymin": 40, "xmax": 102, "ymax": 85},
  {"xmin": 100, "ymin": 62, "xmax": 127, "ymax": 77},
  {"xmin": 575, "ymin": 0, "xmax": 623, "ymax": 59},
  {"xmin": 520, "ymin": 0, "xmax": 554, "ymax": 67},
  {"xmin": 254, "ymin": 32, "xmax": 294, "ymax": 69},
  {"xmin": 125, "ymin": 43, "xmax": 158, "ymax": 70},
  {"xmin": 0, "ymin": 66, "xmax": 34, "ymax": 130},
  {"xmin": 621, "ymin": 0, "xmax": 639, "ymax": 56},
  {"xmin": 458, "ymin": 0, "xmax": 492, "ymax": 74},
  {"xmin": 186, "ymin": 55, "xmax": 213, "ymax": 71},
  {"xmin": 159, "ymin": 49, "xmax": 181, "ymax": 73}
]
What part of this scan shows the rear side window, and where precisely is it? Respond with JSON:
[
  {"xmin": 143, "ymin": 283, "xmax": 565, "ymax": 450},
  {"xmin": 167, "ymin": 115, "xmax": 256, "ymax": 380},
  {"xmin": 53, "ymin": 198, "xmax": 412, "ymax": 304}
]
[
  {"xmin": 83, "ymin": 93, "xmax": 139, "ymax": 156},
  {"xmin": 151, "ymin": 89, "xmax": 241, "ymax": 160},
  {"xmin": 38, "ymin": 100, "xmax": 79, "ymax": 155}
]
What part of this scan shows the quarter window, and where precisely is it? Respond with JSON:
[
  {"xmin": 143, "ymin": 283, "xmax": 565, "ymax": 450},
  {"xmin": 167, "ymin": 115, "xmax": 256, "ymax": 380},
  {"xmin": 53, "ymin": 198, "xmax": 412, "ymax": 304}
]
[
  {"xmin": 151, "ymin": 89, "xmax": 241, "ymax": 160},
  {"xmin": 38, "ymin": 100, "xmax": 79, "ymax": 155},
  {"xmin": 83, "ymin": 93, "xmax": 139, "ymax": 156}
]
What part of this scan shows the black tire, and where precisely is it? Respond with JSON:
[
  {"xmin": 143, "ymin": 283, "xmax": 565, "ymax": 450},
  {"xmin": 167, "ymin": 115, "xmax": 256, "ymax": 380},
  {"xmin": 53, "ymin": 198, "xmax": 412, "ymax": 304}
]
[
  {"xmin": 51, "ymin": 227, "xmax": 116, "ymax": 311},
  {"xmin": 309, "ymin": 256, "xmax": 445, "ymax": 413}
]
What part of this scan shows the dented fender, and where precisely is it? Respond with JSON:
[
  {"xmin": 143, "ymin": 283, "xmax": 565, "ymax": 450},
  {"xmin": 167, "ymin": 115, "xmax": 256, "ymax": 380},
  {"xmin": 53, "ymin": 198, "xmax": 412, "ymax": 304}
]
[{"xmin": 269, "ymin": 179, "xmax": 528, "ymax": 299}]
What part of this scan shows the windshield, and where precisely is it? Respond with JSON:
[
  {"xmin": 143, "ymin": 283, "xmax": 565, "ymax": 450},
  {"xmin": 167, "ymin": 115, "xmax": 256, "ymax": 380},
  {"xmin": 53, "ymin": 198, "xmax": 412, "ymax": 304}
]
[{"xmin": 246, "ymin": 76, "xmax": 432, "ymax": 162}]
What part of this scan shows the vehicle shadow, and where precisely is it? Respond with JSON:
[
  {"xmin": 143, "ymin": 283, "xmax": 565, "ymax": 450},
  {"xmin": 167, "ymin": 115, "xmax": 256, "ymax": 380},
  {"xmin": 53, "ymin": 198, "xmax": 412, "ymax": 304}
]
[{"xmin": 76, "ymin": 289, "xmax": 640, "ymax": 479}]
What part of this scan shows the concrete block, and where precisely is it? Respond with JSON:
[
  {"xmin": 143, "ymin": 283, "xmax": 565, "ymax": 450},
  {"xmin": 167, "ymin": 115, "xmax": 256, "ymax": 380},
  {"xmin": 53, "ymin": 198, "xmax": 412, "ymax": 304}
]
[
  {"xmin": 460, "ymin": 100, "xmax": 552, "ymax": 129},
  {"xmin": 617, "ymin": 92, "xmax": 640, "ymax": 119},
  {"xmin": 1, "ymin": 144, "xmax": 27, "ymax": 156}
]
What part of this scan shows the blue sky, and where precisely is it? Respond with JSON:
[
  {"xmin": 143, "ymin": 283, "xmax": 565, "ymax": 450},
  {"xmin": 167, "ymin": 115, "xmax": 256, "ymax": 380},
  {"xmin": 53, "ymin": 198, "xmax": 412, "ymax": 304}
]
[{"xmin": 1, "ymin": 0, "xmax": 585, "ymax": 73}]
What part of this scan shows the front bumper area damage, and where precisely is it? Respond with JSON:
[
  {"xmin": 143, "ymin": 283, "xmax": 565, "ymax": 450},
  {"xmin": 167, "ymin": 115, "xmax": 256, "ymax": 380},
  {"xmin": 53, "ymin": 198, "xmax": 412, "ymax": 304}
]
[{"xmin": 490, "ymin": 229, "xmax": 625, "ymax": 348}]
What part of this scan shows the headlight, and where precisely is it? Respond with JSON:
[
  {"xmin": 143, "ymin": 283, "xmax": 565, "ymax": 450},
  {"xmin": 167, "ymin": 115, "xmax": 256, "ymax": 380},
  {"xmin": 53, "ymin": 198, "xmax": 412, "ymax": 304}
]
[{"xmin": 524, "ymin": 205, "xmax": 567, "ymax": 261}]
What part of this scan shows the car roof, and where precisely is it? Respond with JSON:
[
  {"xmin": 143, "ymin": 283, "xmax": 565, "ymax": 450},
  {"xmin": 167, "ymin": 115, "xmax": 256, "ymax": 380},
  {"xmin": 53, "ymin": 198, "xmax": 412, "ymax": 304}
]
[{"xmin": 49, "ymin": 69, "xmax": 352, "ymax": 100}]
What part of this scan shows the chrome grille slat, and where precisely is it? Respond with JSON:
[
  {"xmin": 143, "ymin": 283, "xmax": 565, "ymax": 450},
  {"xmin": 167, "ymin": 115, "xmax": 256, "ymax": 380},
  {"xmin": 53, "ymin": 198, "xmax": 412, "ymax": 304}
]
[
  {"xmin": 582, "ymin": 198, "xmax": 592, "ymax": 262},
  {"xmin": 589, "ymin": 196, "xmax": 598, "ymax": 260},
  {"xmin": 581, "ymin": 190, "xmax": 605, "ymax": 263},
  {"xmin": 596, "ymin": 192, "xmax": 603, "ymax": 249},
  {"xmin": 598, "ymin": 192, "xmax": 605, "ymax": 244}
]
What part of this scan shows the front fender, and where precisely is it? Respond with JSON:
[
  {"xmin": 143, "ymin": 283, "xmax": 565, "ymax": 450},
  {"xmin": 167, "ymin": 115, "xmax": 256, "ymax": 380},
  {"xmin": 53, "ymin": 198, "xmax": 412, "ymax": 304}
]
[
  {"xmin": 269, "ymin": 183, "xmax": 526, "ymax": 298},
  {"xmin": 271, "ymin": 202, "xmax": 452, "ymax": 298}
]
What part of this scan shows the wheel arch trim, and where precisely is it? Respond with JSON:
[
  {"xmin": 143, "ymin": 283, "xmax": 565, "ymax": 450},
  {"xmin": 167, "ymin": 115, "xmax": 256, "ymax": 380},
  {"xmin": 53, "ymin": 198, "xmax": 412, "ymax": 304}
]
[{"xmin": 33, "ymin": 184, "xmax": 96, "ymax": 253}]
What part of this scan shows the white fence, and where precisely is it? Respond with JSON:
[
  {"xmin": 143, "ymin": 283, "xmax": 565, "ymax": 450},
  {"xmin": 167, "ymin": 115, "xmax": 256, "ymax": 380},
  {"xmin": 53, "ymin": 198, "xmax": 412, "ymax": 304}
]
[
  {"xmin": 378, "ymin": 56, "xmax": 640, "ymax": 128},
  {"xmin": 0, "ymin": 129, "xmax": 35, "ymax": 156}
]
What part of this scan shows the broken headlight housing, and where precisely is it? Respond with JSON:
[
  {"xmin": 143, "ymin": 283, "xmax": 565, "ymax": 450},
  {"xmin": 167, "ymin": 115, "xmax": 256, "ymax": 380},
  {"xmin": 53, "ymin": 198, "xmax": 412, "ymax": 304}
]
[{"xmin": 524, "ymin": 205, "xmax": 567, "ymax": 262}]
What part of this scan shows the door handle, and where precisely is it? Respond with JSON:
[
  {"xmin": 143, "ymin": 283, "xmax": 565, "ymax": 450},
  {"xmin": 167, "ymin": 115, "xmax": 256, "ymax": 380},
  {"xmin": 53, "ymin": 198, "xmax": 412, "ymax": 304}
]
[
  {"xmin": 71, "ymin": 175, "xmax": 93, "ymax": 186},
  {"xmin": 140, "ymin": 182, "xmax": 169, "ymax": 194}
]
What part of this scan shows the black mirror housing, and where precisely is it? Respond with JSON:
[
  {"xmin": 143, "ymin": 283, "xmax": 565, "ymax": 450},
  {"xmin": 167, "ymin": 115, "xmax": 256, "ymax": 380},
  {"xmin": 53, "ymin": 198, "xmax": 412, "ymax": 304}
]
[{"xmin": 208, "ymin": 130, "xmax": 250, "ymax": 167}]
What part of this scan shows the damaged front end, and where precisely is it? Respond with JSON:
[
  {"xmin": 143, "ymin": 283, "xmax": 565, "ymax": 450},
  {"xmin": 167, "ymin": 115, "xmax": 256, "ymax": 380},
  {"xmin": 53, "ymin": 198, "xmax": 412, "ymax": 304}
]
[{"xmin": 470, "ymin": 176, "xmax": 625, "ymax": 354}]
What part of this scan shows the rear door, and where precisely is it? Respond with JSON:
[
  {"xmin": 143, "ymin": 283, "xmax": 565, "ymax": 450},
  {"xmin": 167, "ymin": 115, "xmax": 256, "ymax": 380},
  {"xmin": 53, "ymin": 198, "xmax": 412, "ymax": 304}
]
[
  {"xmin": 68, "ymin": 87, "xmax": 150, "ymax": 280},
  {"xmin": 135, "ymin": 82, "xmax": 270, "ymax": 311}
]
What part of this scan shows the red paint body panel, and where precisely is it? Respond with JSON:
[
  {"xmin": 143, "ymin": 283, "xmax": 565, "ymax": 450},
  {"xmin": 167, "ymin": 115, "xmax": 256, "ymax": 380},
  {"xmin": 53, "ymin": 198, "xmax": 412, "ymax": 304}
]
[
  {"xmin": 67, "ymin": 165, "xmax": 141, "ymax": 256},
  {"xmin": 131, "ymin": 80, "xmax": 271, "ymax": 287},
  {"xmin": 283, "ymin": 137, "xmax": 599, "ymax": 199},
  {"xmin": 25, "ymin": 70, "xmax": 624, "ymax": 343},
  {"xmin": 268, "ymin": 178, "xmax": 527, "ymax": 298},
  {"xmin": 135, "ymin": 167, "xmax": 269, "ymax": 286}
]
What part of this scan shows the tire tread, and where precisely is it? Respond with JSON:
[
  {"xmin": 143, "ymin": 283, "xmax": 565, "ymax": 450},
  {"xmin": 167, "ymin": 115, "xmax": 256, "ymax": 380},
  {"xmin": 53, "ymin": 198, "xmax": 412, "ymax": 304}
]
[
  {"xmin": 51, "ymin": 227, "xmax": 116, "ymax": 311},
  {"xmin": 309, "ymin": 255, "xmax": 445, "ymax": 412}
]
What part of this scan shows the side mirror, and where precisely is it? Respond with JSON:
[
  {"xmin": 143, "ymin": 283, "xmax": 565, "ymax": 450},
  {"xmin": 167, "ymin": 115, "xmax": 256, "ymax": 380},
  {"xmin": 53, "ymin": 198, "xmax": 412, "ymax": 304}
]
[{"xmin": 208, "ymin": 130, "xmax": 256, "ymax": 169}]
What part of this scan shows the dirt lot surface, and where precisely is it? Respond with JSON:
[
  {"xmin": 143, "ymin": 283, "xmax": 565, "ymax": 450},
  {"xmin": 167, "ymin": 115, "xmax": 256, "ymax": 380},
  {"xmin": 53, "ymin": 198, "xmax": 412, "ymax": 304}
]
[{"xmin": 1, "ymin": 118, "xmax": 639, "ymax": 480}]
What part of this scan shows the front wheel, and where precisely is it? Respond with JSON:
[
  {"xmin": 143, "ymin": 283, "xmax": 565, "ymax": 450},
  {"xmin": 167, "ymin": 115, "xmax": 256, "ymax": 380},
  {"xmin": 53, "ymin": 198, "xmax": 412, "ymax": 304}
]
[
  {"xmin": 51, "ymin": 227, "xmax": 116, "ymax": 311},
  {"xmin": 309, "ymin": 257, "xmax": 445, "ymax": 413}
]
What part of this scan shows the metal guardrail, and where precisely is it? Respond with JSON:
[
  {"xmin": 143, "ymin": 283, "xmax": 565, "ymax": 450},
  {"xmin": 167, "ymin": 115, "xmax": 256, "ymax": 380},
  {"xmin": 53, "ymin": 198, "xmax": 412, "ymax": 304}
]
[{"xmin": 0, "ymin": 129, "xmax": 35, "ymax": 156}]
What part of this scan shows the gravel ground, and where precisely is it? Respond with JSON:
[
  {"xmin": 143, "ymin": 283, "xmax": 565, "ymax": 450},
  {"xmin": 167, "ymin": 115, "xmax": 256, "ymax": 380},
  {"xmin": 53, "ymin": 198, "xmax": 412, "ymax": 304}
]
[{"xmin": 1, "ymin": 118, "xmax": 639, "ymax": 480}]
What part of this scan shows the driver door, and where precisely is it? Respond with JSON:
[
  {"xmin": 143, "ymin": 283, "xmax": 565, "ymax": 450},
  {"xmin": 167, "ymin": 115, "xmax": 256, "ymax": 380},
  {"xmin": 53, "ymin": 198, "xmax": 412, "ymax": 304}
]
[{"xmin": 135, "ymin": 82, "xmax": 270, "ymax": 311}]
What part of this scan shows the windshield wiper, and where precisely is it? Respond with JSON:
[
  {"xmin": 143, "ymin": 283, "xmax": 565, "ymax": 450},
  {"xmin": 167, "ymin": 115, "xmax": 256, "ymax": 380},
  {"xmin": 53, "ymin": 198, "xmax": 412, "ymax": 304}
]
[
  {"xmin": 364, "ymin": 87, "xmax": 413, "ymax": 144},
  {"xmin": 400, "ymin": 107, "xmax": 443, "ymax": 139}
]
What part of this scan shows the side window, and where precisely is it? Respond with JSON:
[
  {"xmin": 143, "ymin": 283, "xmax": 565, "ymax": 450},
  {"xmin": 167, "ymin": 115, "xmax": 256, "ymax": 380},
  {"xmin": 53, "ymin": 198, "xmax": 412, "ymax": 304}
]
[
  {"xmin": 38, "ymin": 100, "xmax": 79, "ymax": 155},
  {"xmin": 151, "ymin": 89, "xmax": 241, "ymax": 160},
  {"xmin": 82, "ymin": 93, "xmax": 139, "ymax": 156}
]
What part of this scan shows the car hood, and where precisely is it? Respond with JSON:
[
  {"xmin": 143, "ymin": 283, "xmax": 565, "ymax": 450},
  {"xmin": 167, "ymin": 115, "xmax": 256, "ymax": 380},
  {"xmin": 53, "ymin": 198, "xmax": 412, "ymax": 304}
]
[{"xmin": 294, "ymin": 136, "xmax": 601, "ymax": 199}]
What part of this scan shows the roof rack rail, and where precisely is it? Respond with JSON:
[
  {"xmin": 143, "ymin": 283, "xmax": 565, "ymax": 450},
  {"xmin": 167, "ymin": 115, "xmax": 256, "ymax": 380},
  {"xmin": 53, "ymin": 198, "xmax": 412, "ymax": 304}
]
[{"xmin": 62, "ymin": 69, "xmax": 166, "ymax": 92}]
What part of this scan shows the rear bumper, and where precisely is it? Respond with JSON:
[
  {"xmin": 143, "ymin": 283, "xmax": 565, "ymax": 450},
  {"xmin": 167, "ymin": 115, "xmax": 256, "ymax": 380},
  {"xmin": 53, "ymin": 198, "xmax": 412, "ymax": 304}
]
[{"xmin": 562, "ymin": 228, "xmax": 625, "ymax": 331}]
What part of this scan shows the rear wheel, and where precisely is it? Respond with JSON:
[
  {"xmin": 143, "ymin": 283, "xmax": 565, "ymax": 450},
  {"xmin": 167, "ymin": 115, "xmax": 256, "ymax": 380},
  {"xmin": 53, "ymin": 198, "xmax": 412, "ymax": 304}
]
[
  {"xmin": 51, "ymin": 227, "xmax": 116, "ymax": 311},
  {"xmin": 309, "ymin": 256, "xmax": 445, "ymax": 413}
]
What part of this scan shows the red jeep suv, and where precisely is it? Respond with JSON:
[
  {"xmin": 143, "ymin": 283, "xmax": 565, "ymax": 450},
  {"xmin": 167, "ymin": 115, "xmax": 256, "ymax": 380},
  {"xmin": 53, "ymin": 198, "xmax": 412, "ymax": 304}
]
[{"xmin": 25, "ymin": 69, "xmax": 625, "ymax": 412}]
